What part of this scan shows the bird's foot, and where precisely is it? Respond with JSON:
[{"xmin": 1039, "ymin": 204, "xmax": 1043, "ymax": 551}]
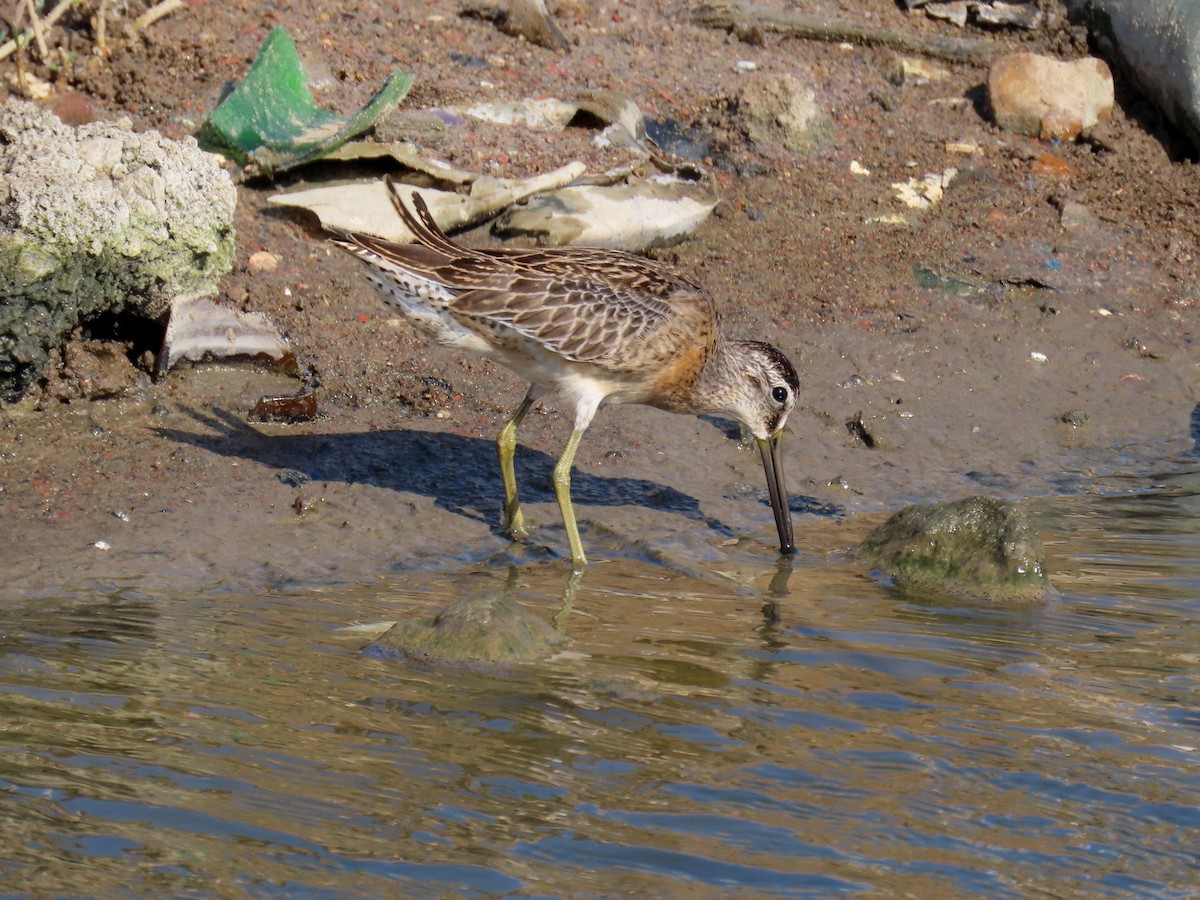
[{"xmin": 504, "ymin": 509, "xmax": 530, "ymax": 542}]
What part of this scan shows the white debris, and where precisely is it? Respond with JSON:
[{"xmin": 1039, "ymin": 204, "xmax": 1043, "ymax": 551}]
[{"xmin": 891, "ymin": 168, "xmax": 957, "ymax": 209}]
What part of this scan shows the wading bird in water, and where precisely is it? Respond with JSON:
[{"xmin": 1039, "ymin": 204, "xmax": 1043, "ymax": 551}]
[{"xmin": 331, "ymin": 180, "xmax": 799, "ymax": 569}]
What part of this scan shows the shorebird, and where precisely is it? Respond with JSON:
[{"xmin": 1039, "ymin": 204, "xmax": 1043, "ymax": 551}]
[{"xmin": 331, "ymin": 179, "xmax": 799, "ymax": 569}]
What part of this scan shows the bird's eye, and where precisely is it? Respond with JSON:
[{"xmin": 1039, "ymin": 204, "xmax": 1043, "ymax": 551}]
[{"xmin": 771, "ymin": 386, "xmax": 789, "ymax": 404}]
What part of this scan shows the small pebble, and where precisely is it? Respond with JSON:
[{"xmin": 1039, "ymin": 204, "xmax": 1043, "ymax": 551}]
[
  {"xmin": 94, "ymin": 541, "xmax": 111, "ymax": 551},
  {"xmin": 1030, "ymin": 351, "xmax": 1048, "ymax": 362},
  {"xmin": 946, "ymin": 139, "xmax": 981, "ymax": 155},
  {"xmin": 249, "ymin": 250, "xmax": 280, "ymax": 273},
  {"xmin": 113, "ymin": 510, "xmax": 130, "ymax": 522}
]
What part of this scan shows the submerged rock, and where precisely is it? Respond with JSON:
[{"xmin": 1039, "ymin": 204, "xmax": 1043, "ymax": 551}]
[
  {"xmin": 855, "ymin": 496, "xmax": 1054, "ymax": 604},
  {"xmin": 0, "ymin": 100, "xmax": 236, "ymax": 399},
  {"xmin": 368, "ymin": 592, "xmax": 566, "ymax": 665}
]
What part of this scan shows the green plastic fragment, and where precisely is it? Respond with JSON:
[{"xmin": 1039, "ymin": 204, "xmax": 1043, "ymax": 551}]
[
  {"xmin": 199, "ymin": 27, "xmax": 413, "ymax": 175},
  {"xmin": 912, "ymin": 265, "xmax": 988, "ymax": 300}
]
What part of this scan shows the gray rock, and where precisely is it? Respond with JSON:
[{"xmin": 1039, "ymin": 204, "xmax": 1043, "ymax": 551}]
[
  {"xmin": 855, "ymin": 495, "xmax": 1054, "ymax": 604},
  {"xmin": 1067, "ymin": 0, "xmax": 1200, "ymax": 151},
  {"xmin": 0, "ymin": 100, "xmax": 236, "ymax": 399},
  {"xmin": 1058, "ymin": 199, "xmax": 1100, "ymax": 229},
  {"xmin": 368, "ymin": 591, "xmax": 567, "ymax": 665}
]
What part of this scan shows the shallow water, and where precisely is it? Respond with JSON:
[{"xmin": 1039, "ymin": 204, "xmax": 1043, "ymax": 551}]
[{"xmin": 1, "ymin": 472, "xmax": 1198, "ymax": 897}]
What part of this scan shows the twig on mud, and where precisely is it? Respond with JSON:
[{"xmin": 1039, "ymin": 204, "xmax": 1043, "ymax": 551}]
[
  {"xmin": 94, "ymin": 0, "xmax": 108, "ymax": 48},
  {"xmin": 23, "ymin": 0, "xmax": 48, "ymax": 58},
  {"xmin": 132, "ymin": 0, "xmax": 184, "ymax": 33},
  {"xmin": 0, "ymin": 0, "xmax": 77, "ymax": 62},
  {"xmin": 692, "ymin": 0, "xmax": 995, "ymax": 66}
]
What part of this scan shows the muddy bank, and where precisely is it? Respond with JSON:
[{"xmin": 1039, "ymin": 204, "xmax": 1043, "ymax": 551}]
[
  {"xmin": 1, "ymin": 0, "xmax": 1198, "ymax": 600},
  {"xmin": 1, "ymin": 278, "xmax": 1194, "ymax": 602}
]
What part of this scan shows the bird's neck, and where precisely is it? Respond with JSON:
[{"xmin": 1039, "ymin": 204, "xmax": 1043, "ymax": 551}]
[{"xmin": 652, "ymin": 335, "xmax": 739, "ymax": 417}]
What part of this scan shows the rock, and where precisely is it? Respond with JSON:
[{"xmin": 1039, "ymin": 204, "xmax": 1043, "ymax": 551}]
[
  {"xmin": 1066, "ymin": 0, "xmax": 1200, "ymax": 151},
  {"xmin": 247, "ymin": 250, "xmax": 280, "ymax": 273},
  {"xmin": 738, "ymin": 73, "xmax": 831, "ymax": 153},
  {"xmin": 887, "ymin": 55, "xmax": 951, "ymax": 86},
  {"xmin": 506, "ymin": 0, "xmax": 571, "ymax": 51},
  {"xmin": 373, "ymin": 109, "xmax": 449, "ymax": 144},
  {"xmin": 987, "ymin": 52, "xmax": 1114, "ymax": 141},
  {"xmin": 855, "ymin": 496, "xmax": 1055, "ymax": 604},
  {"xmin": 367, "ymin": 592, "xmax": 567, "ymax": 665},
  {"xmin": 460, "ymin": 0, "xmax": 570, "ymax": 51},
  {"xmin": 1060, "ymin": 409, "xmax": 1090, "ymax": 427},
  {"xmin": 911, "ymin": 0, "xmax": 1043, "ymax": 29},
  {"xmin": 923, "ymin": 1, "xmax": 970, "ymax": 27},
  {"xmin": 0, "ymin": 100, "xmax": 237, "ymax": 400},
  {"xmin": 1058, "ymin": 199, "xmax": 1099, "ymax": 229}
]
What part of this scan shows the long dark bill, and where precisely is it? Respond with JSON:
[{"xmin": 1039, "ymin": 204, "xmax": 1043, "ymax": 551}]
[{"xmin": 757, "ymin": 432, "xmax": 795, "ymax": 555}]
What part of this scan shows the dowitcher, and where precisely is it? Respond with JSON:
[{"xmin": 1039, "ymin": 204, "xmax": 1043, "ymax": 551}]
[{"xmin": 331, "ymin": 180, "xmax": 799, "ymax": 569}]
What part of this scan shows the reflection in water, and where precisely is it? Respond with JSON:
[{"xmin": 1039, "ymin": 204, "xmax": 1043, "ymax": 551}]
[{"xmin": 0, "ymin": 478, "xmax": 1198, "ymax": 895}]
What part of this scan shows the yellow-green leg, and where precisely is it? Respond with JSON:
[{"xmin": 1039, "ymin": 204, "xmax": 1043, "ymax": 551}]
[
  {"xmin": 552, "ymin": 427, "xmax": 588, "ymax": 570},
  {"xmin": 497, "ymin": 391, "xmax": 537, "ymax": 540}
]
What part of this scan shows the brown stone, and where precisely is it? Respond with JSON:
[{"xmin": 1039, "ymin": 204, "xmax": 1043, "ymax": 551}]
[{"xmin": 988, "ymin": 53, "xmax": 1114, "ymax": 141}]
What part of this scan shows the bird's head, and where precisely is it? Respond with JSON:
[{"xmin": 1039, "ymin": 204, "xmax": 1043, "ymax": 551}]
[
  {"xmin": 723, "ymin": 341, "xmax": 799, "ymax": 556},
  {"xmin": 725, "ymin": 340, "xmax": 799, "ymax": 441}
]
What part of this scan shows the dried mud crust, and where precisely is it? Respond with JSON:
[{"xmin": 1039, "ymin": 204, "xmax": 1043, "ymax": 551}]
[{"xmin": 0, "ymin": 0, "xmax": 1197, "ymax": 597}]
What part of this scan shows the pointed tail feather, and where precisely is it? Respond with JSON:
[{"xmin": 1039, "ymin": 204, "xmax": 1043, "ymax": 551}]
[{"xmin": 383, "ymin": 177, "xmax": 471, "ymax": 257}]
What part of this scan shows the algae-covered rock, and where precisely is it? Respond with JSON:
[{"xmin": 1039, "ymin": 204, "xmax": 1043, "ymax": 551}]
[
  {"xmin": 368, "ymin": 592, "xmax": 566, "ymax": 665},
  {"xmin": 855, "ymin": 496, "xmax": 1054, "ymax": 604},
  {"xmin": 0, "ymin": 100, "xmax": 237, "ymax": 399}
]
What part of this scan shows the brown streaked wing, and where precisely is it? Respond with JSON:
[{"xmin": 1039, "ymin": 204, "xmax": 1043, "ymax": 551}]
[
  {"xmin": 447, "ymin": 272, "xmax": 715, "ymax": 368},
  {"xmin": 339, "ymin": 189, "xmax": 718, "ymax": 368}
]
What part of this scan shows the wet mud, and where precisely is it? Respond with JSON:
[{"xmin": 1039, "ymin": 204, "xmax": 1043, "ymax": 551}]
[{"xmin": 1, "ymin": 0, "xmax": 1197, "ymax": 600}]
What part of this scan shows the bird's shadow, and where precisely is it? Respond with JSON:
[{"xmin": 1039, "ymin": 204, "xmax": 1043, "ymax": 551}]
[
  {"xmin": 1191, "ymin": 401, "xmax": 1200, "ymax": 457},
  {"xmin": 154, "ymin": 409, "xmax": 836, "ymax": 541}
]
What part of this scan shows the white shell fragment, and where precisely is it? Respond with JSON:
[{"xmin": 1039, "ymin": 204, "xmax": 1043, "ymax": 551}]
[
  {"xmin": 496, "ymin": 176, "xmax": 719, "ymax": 251},
  {"xmin": 160, "ymin": 295, "xmax": 294, "ymax": 375},
  {"xmin": 268, "ymin": 163, "xmax": 586, "ymax": 242},
  {"xmin": 891, "ymin": 168, "xmax": 957, "ymax": 209},
  {"xmin": 457, "ymin": 91, "xmax": 649, "ymax": 155}
]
